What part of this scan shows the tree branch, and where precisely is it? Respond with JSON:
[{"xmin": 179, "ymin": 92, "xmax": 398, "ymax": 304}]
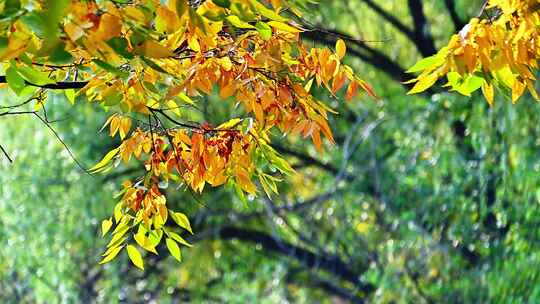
[
  {"xmin": 0, "ymin": 144, "xmax": 12, "ymax": 163},
  {"xmin": 407, "ymin": 0, "xmax": 437, "ymax": 56},
  {"xmin": 215, "ymin": 226, "xmax": 375, "ymax": 293},
  {"xmin": 443, "ymin": 0, "xmax": 466, "ymax": 30},
  {"xmin": 0, "ymin": 76, "xmax": 88, "ymax": 90},
  {"xmin": 359, "ymin": 0, "xmax": 415, "ymax": 39}
]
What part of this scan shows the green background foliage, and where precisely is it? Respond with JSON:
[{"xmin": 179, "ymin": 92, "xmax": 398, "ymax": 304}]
[{"xmin": 2, "ymin": 0, "xmax": 540, "ymax": 303}]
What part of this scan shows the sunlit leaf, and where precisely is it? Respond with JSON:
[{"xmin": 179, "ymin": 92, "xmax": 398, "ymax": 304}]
[
  {"xmin": 101, "ymin": 218, "xmax": 113, "ymax": 237},
  {"xmin": 126, "ymin": 245, "xmax": 144, "ymax": 270},
  {"xmin": 166, "ymin": 238, "xmax": 182, "ymax": 262}
]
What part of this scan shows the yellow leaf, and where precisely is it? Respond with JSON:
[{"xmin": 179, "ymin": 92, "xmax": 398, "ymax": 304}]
[
  {"xmin": 168, "ymin": 231, "xmax": 193, "ymax": 247},
  {"xmin": 64, "ymin": 22, "xmax": 84, "ymax": 41},
  {"xmin": 127, "ymin": 245, "xmax": 144, "ymax": 270},
  {"xmin": 138, "ymin": 41, "xmax": 173, "ymax": 58},
  {"xmin": 119, "ymin": 117, "xmax": 131, "ymax": 139},
  {"xmin": 217, "ymin": 118, "xmax": 242, "ymax": 130},
  {"xmin": 102, "ymin": 239, "xmax": 126, "ymax": 257},
  {"xmin": 188, "ymin": 36, "xmax": 201, "ymax": 52},
  {"xmin": 226, "ymin": 16, "xmax": 255, "ymax": 29},
  {"xmin": 335, "ymin": 39, "xmax": 346, "ymax": 60},
  {"xmin": 170, "ymin": 211, "xmax": 193, "ymax": 234},
  {"xmin": 124, "ymin": 6, "xmax": 147, "ymax": 23},
  {"xmin": 89, "ymin": 148, "xmax": 119, "ymax": 173},
  {"xmin": 95, "ymin": 14, "xmax": 122, "ymax": 40},
  {"xmin": 512, "ymin": 80, "xmax": 526, "ymax": 104},
  {"xmin": 114, "ymin": 202, "xmax": 123, "ymax": 223},
  {"xmin": 165, "ymin": 99, "xmax": 180, "ymax": 116},
  {"xmin": 65, "ymin": 89, "xmax": 76, "ymax": 105},
  {"xmin": 99, "ymin": 245, "xmax": 124, "ymax": 264},
  {"xmin": 356, "ymin": 222, "xmax": 369, "ymax": 234},
  {"xmin": 217, "ymin": 57, "xmax": 233, "ymax": 71},
  {"xmin": 481, "ymin": 82, "xmax": 494, "ymax": 107},
  {"xmin": 166, "ymin": 238, "xmax": 182, "ymax": 262},
  {"xmin": 407, "ymin": 73, "xmax": 438, "ymax": 94},
  {"xmin": 178, "ymin": 92, "xmax": 196, "ymax": 106},
  {"xmin": 267, "ymin": 21, "xmax": 302, "ymax": 33},
  {"xmin": 134, "ymin": 230, "xmax": 158, "ymax": 254},
  {"xmin": 101, "ymin": 218, "xmax": 113, "ymax": 237},
  {"xmin": 235, "ymin": 170, "xmax": 257, "ymax": 195}
]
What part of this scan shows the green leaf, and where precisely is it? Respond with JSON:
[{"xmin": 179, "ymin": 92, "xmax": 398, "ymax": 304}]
[
  {"xmin": 446, "ymin": 71, "xmax": 461, "ymax": 88},
  {"xmin": 0, "ymin": 37, "xmax": 8, "ymax": 54},
  {"xmin": 6, "ymin": 66, "xmax": 25, "ymax": 95},
  {"xmin": 65, "ymin": 89, "xmax": 76, "ymax": 104},
  {"xmin": 21, "ymin": 12, "xmax": 46, "ymax": 37},
  {"xmin": 127, "ymin": 245, "xmax": 144, "ymax": 270},
  {"xmin": 213, "ymin": 0, "xmax": 231, "ymax": 8},
  {"xmin": 250, "ymin": 0, "xmax": 287, "ymax": 22},
  {"xmin": 92, "ymin": 59, "xmax": 129, "ymax": 78},
  {"xmin": 17, "ymin": 65, "xmax": 55, "ymax": 86},
  {"xmin": 455, "ymin": 74, "xmax": 485, "ymax": 97},
  {"xmin": 141, "ymin": 56, "xmax": 169, "ymax": 74},
  {"xmin": 175, "ymin": 0, "xmax": 189, "ymax": 16},
  {"xmin": 49, "ymin": 43, "xmax": 73, "ymax": 64},
  {"xmin": 255, "ymin": 22, "xmax": 272, "ymax": 40},
  {"xmin": 0, "ymin": 0, "xmax": 21, "ymax": 18},
  {"xmin": 166, "ymin": 238, "xmax": 182, "ymax": 262},
  {"xmin": 226, "ymin": 15, "xmax": 255, "ymax": 29},
  {"xmin": 107, "ymin": 37, "xmax": 133, "ymax": 59},
  {"xmin": 234, "ymin": 182, "xmax": 248, "ymax": 206},
  {"xmin": 407, "ymin": 54, "xmax": 445, "ymax": 73},
  {"xmin": 167, "ymin": 230, "xmax": 193, "ymax": 247},
  {"xmin": 89, "ymin": 147, "xmax": 119, "ymax": 173},
  {"xmin": 103, "ymin": 91, "xmax": 123, "ymax": 107}
]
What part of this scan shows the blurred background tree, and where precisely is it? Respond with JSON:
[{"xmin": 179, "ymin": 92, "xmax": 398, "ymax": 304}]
[{"xmin": 3, "ymin": 0, "xmax": 540, "ymax": 303}]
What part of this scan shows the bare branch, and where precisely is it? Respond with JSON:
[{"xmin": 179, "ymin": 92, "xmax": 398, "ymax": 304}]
[
  {"xmin": 0, "ymin": 76, "xmax": 88, "ymax": 90},
  {"xmin": 0, "ymin": 144, "xmax": 12, "ymax": 163}
]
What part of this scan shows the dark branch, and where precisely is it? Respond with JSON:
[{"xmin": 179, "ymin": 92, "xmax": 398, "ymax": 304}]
[
  {"xmin": 273, "ymin": 144, "xmax": 341, "ymax": 176},
  {"xmin": 216, "ymin": 226, "xmax": 375, "ymax": 293},
  {"xmin": 407, "ymin": 0, "xmax": 437, "ymax": 56},
  {"xmin": 0, "ymin": 144, "xmax": 12, "ymax": 163},
  {"xmin": 360, "ymin": 0, "xmax": 415, "ymax": 39},
  {"xmin": 443, "ymin": 0, "xmax": 466, "ymax": 30},
  {"xmin": 0, "ymin": 76, "xmax": 88, "ymax": 90}
]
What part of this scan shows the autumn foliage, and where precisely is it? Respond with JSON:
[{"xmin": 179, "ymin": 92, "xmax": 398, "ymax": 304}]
[
  {"xmin": 4, "ymin": 0, "xmax": 531, "ymax": 271},
  {"xmin": 0, "ymin": 0, "xmax": 373, "ymax": 268},
  {"xmin": 407, "ymin": 0, "xmax": 540, "ymax": 105}
]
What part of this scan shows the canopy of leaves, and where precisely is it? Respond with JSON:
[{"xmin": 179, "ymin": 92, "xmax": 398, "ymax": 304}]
[
  {"xmin": 0, "ymin": 0, "xmax": 372, "ymax": 269},
  {"xmin": 3, "ymin": 0, "xmax": 540, "ymax": 303}
]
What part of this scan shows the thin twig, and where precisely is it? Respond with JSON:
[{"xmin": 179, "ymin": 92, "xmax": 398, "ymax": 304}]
[
  {"xmin": 0, "ymin": 144, "xmax": 13, "ymax": 163},
  {"xmin": 32, "ymin": 112, "xmax": 91, "ymax": 175}
]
